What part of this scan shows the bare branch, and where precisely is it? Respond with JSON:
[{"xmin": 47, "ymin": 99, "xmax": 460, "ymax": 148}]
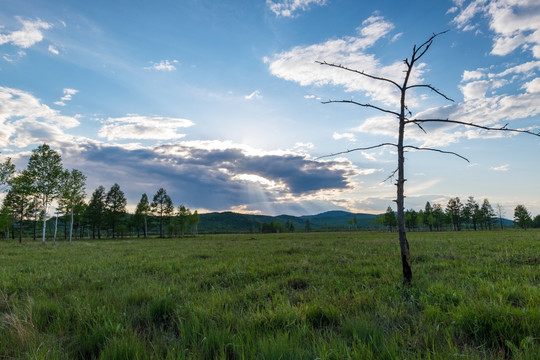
[
  {"xmin": 382, "ymin": 167, "xmax": 399, "ymax": 184},
  {"xmin": 406, "ymin": 84, "xmax": 455, "ymax": 102},
  {"xmin": 404, "ymin": 105, "xmax": 412, "ymax": 117},
  {"xmin": 316, "ymin": 61, "xmax": 402, "ymax": 90},
  {"xmin": 321, "ymin": 99, "xmax": 400, "ymax": 117},
  {"xmin": 316, "ymin": 143, "xmax": 397, "ymax": 160},
  {"xmin": 413, "ymin": 122, "xmax": 427, "ymax": 134},
  {"xmin": 412, "ymin": 30, "xmax": 450, "ymax": 62},
  {"xmin": 406, "ymin": 118, "xmax": 540, "ymax": 138},
  {"xmin": 404, "ymin": 145, "xmax": 470, "ymax": 162}
]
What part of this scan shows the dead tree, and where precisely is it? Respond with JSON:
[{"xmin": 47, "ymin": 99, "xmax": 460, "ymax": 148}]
[{"xmin": 317, "ymin": 31, "xmax": 540, "ymax": 284}]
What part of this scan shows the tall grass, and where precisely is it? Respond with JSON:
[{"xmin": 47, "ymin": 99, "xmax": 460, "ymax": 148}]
[{"xmin": 0, "ymin": 230, "xmax": 538, "ymax": 358}]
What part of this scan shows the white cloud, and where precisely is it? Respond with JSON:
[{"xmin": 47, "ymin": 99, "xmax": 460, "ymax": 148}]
[
  {"xmin": 358, "ymin": 15, "xmax": 395, "ymax": 43},
  {"xmin": 232, "ymin": 173, "xmax": 286, "ymax": 190},
  {"xmin": 54, "ymin": 88, "xmax": 79, "ymax": 106},
  {"xmin": 2, "ymin": 50, "xmax": 26, "ymax": 63},
  {"xmin": 405, "ymin": 178, "xmax": 441, "ymax": 196},
  {"xmin": 522, "ymin": 77, "xmax": 540, "ymax": 93},
  {"xmin": 352, "ymin": 115, "xmax": 397, "ymax": 138},
  {"xmin": 144, "ymin": 59, "xmax": 178, "ymax": 71},
  {"xmin": 266, "ymin": 14, "xmax": 414, "ymax": 106},
  {"xmin": 244, "ymin": 90, "xmax": 262, "ymax": 100},
  {"xmin": 98, "ymin": 115, "xmax": 194, "ymax": 141},
  {"xmin": 459, "ymin": 80, "xmax": 491, "ymax": 100},
  {"xmin": 461, "ymin": 69, "xmax": 484, "ymax": 82},
  {"xmin": 493, "ymin": 61, "xmax": 540, "ymax": 78},
  {"xmin": 447, "ymin": 6, "xmax": 459, "ymax": 14},
  {"xmin": 452, "ymin": 0, "xmax": 540, "ymax": 59},
  {"xmin": 267, "ymin": 0, "xmax": 327, "ymax": 17},
  {"xmin": 491, "ymin": 164, "xmax": 509, "ymax": 171},
  {"xmin": 302, "ymin": 21, "xmax": 540, "ymax": 150},
  {"xmin": 391, "ymin": 33, "xmax": 403, "ymax": 42},
  {"xmin": 48, "ymin": 44, "xmax": 59, "ymax": 55},
  {"xmin": 63, "ymin": 88, "xmax": 79, "ymax": 97},
  {"xmin": 0, "ymin": 17, "xmax": 52, "ymax": 49},
  {"xmin": 290, "ymin": 142, "xmax": 314, "ymax": 153},
  {"xmin": 451, "ymin": 0, "xmax": 485, "ymax": 30},
  {"xmin": 356, "ymin": 168, "xmax": 382, "ymax": 175},
  {"xmin": 0, "ymin": 86, "xmax": 79, "ymax": 148},
  {"xmin": 332, "ymin": 132, "xmax": 356, "ymax": 142}
]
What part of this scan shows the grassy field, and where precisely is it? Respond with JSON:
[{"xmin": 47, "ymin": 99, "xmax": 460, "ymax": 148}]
[{"xmin": 0, "ymin": 230, "xmax": 539, "ymax": 359}]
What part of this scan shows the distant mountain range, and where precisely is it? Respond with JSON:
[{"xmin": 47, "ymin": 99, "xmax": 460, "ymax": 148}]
[
  {"xmin": 196, "ymin": 210, "xmax": 516, "ymax": 234},
  {"xmin": 197, "ymin": 210, "xmax": 377, "ymax": 233}
]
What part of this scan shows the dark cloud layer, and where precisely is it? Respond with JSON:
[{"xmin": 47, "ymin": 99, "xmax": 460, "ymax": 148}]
[{"xmin": 65, "ymin": 141, "xmax": 356, "ymax": 213}]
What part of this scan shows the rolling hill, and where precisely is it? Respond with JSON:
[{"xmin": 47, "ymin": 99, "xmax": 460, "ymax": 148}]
[{"xmin": 197, "ymin": 210, "xmax": 377, "ymax": 233}]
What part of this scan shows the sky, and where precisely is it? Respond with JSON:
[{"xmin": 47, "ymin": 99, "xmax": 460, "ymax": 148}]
[{"xmin": 1, "ymin": 0, "xmax": 539, "ymax": 217}]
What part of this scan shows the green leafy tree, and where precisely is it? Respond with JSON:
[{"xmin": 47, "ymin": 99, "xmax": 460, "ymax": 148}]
[
  {"xmin": 463, "ymin": 196, "xmax": 480, "ymax": 231},
  {"xmin": 383, "ymin": 206, "xmax": 397, "ymax": 231},
  {"xmin": 86, "ymin": 186, "xmax": 106, "ymax": 239},
  {"xmin": 59, "ymin": 169, "xmax": 86, "ymax": 243},
  {"xmin": 3, "ymin": 171, "xmax": 33, "ymax": 243},
  {"xmin": 135, "ymin": 193, "xmax": 151, "ymax": 238},
  {"xmin": 189, "ymin": 210, "xmax": 200, "ymax": 236},
  {"xmin": 0, "ymin": 204, "xmax": 13, "ymax": 239},
  {"xmin": 404, "ymin": 209, "xmax": 418, "ymax": 231},
  {"xmin": 423, "ymin": 202, "xmax": 435, "ymax": 231},
  {"xmin": 532, "ymin": 214, "xmax": 540, "ymax": 228},
  {"xmin": 432, "ymin": 203, "xmax": 445, "ymax": 231},
  {"xmin": 0, "ymin": 156, "xmax": 16, "ymax": 240},
  {"xmin": 105, "ymin": 183, "xmax": 127, "ymax": 238},
  {"xmin": 446, "ymin": 197, "xmax": 463, "ymax": 231},
  {"xmin": 285, "ymin": 219, "xmax": 296, "ymax": 233},
  {"xmin": 480, "ymin": 198, "xmax": 496, "ymax": 230},
  {"xmin": 176, "ymin": 205, "xmax": 191, "ymax": 237},
  {"xmin": 514, "ymin": 204, "xmax": 532, "ymax": 229},
  {"xmin": 74, "ymin": 201, "xmax": 88, "ymax": 239},
  {"xmin": 28, "ymin": 196, "xmax": 42, "ymax": 241},
  {"xmin": 152, "ymin": 188, "xmax": 174, "ymax": 238},
  {"xmin": 304, "ymin": 219, "xmax": 311, "ymax": 232},
  {"xmin": 26, "ymin": 144, "xmax": 63, "ymax": 244},
  {"xmin": 0, "ymin": 156, "xmax": 15, "ymax": 191}
]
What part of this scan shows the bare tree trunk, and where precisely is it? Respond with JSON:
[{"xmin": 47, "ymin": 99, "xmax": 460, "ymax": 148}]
[
  {"xmin": 398, "ymin": 84, "xmax": 412, "ymax": 284},
  {"xmin": 144, "ymin": 214, "xmax": 147, "ymax": 238},
  {"xmin": 41, "ymin": 210, "xmax": 47, "ymax": 244},
  {"xmin": 54, "ymin": 214, "xmax": 58, "ymax": 245},
  {"xmin": 316, "ymin": 31, "xmax": 538, "ymax": 284},
  {"xmin": 18, "ymin": 210, "xmax": 23, "ymax": 243},
  {"xmin": 69, "ymin": 207, "xmax": 74, "ymax": 244}
]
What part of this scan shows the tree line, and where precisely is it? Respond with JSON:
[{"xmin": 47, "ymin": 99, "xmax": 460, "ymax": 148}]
[
  {"xmin": 377, "ymin": 197, "xmax": 539, "ymax": 231},
  {"xmin": 1, "ymin": 144, "xmax": 537, "ymax": 241},
  {"xmin": 0, "ymin": 144, "xmax": 199, "ymax": 242}
]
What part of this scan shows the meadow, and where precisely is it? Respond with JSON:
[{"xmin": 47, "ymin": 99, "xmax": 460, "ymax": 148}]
[{"xmin": 0, "ymin": 230, "xmax": 538, "ymax": 359}]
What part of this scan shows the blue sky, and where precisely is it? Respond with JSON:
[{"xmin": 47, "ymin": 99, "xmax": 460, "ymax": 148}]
[{"xmin": 1, "ymin": 0, "xmax": 539, "ymax": 217}]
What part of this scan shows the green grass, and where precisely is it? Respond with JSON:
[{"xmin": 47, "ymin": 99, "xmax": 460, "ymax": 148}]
[{"xmin": 0, "ymin": 230, "xmax": 539, "ymax": 359}]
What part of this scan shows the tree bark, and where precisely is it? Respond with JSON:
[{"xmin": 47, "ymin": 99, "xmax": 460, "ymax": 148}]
[
  {"xmin": 144, "ymin": 215, "xmax": 147, "ymax": 238},
  {"xmin": 398, "ymin": 85, "xmax": 412, "ymax": 283},
  {"xmin": 18, "ymin": 209, "xmax": 23, "ymax": 243},
  {"xmin": 54, "ymin": 214, "xmax": 58, "ymax": 245},
  {"xmin": 69, "ymin": 207, "xmax": 74, "ymax": 244}
]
